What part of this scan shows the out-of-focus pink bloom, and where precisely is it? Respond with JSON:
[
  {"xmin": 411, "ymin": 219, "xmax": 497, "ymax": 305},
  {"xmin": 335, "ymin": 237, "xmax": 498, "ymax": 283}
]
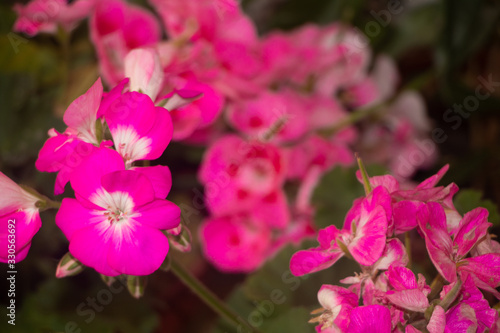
[
  {"xmin": 418, "ymin": 202, "xmax": 500, "ymax": 296},
  {"xmin": 358, "ymin": 91, "xmax": 436, "ymax": 180},
  {"xmin": 199, "ymin": 214, "xmax": 272, "ymax": 272},
  {"xmin": 312, "ymin": 285, "xmax": 358, "ymax": 332},
  {"xmin": 13, "ymin": 0, "xmax": 94, "ymax": 36},
  {"xmin": 198, "ymin": 135, "xmax": 286, "ymax": 216},
  {"xmin": 167, "ymin": 75, "xmax": 224, "ymax": 140},
  {"xmin": 286, "ymin": 134, "xmax": 354, "ymax": 181},
  {"xmin": 347, "ymin": 305, "xmax": 392, "ymax": 333},
  {"xmin": 290, "ymin": 186, "xmax": 390, "ymax": 276},
  {"xmin": 56, "ymin": 148, "xmax": 180, "ymax": 276},
  {"xmin": 104, "ymin": 91, "xmax": 173, "ymax": 166},
  {"xmin": 90, "ymin": 0, "xmax": 161, "ymax": 86},
  {"xmin": 124, "ymin": 48, "xmax": 163, "ymax": 102},
  {"xmin": 149, "ymin": 0, "xmax": 256, "ymax": 43},
  {"xmin": 36, "ymin": 78, "xmax": 110, "ymax": 195},
  {"xmin": 0, "ymin": 172, "xmax": 42, "ymax": 263},
  {"xmin": 227, "ymin": 91, "xmax": 309, "ymax": 144}
]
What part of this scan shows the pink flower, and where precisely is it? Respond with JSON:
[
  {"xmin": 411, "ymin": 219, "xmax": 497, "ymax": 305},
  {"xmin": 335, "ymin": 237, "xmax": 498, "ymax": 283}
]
[
  {"xmin": 312, "ymin": 285, "xmax": 359, "ymax": 332},
  {"xmin": 13, "ymin": 0, "xmax": 94, "ymax": 36},
  {"xmin": 0, "ymin": 173, "xmax": 42, "ymax": 263},
  {"xmin": 36, "ymin": 78, "xmax": 109, "ymax": 195},
  {"xmin": 198, "ymin": 135, "xmax": 287, "ymax": 216},
  {"xmin": 290, "ymin": 186, "xmax": 390, "ymax": 276},
  {"xmin": 90, "ymin": 0, "xmax": 161, "ymax": 86},
  {"xmin": 103, "ymin": 91, "xmax": 173, "ymax": 166},
  {"xmin": 56, "ymin": 148, "xmax": 180, "ymax": 276},
  {"xmin": 418, "ymin": 202, "xmax": 500, "ymax": 296},
  {"xmin": 226, "ymin": 91, "xmax": 309, "ymax": 144},
  {"xmin": 200, "ymin": 214, "xmax": 272, "ymax": 272},
  {"xmin": 385, "ymin": 266, "xmax": 430, "ymax": 313}
]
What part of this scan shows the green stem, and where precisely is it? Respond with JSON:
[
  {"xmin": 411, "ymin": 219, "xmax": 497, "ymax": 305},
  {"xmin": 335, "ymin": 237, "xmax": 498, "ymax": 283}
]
[
  {"xmin": 355, "ymin": 153, "xmax": 372, "ymax": 195},
  {"xmin": 170, "ymin": 259, "xmax": 261, "ymax": 333}
]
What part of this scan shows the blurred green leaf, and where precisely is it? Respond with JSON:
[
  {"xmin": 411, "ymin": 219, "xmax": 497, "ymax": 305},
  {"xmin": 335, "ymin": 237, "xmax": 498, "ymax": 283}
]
[{"xmin": 454, "ymin": 189, "xmax": 500, "ymax": 224}]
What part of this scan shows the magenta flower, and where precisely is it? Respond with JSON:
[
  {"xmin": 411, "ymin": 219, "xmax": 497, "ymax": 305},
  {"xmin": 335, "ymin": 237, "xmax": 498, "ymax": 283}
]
[
  {"xmin": 0, "ymin": 172, "xmax": 42, "ymax": 263},
  {"xmin": 90, "ymin": 0, "xmax": 161, "ymax": 86},
  {"xmin": 104, "ymin": 91, "xmax": 173, "ymax": 166},
  {"xmin": 385, "ymin": 266, "xmax": 430, "ymax": 313},
  {"xmin": 200, "ymin": 214, "xmax": 272, "ymax": 272},
  {"xmin": 36, "ymin": 78, "xmax": 109, "ymax": 195},
  {"xmin": 56, "ymin": 148, "xmax": 180, "ymax": 276},
  {"xmin": 311, "ymin": 285, "xmax": 359, "ymax": 332},
  {"xmin": 418, "ymin": 202, "xmax": 500, "ymax": 297},
  {"xmin": 198, "ymin": 135, "xmax": 287, "ymax": 216},
  {"xmin": 290, "ymin": 186, "xmax": 390, "ymax": 276},
  {"xmin": 13, "ymin": 0, "xmax": 94, "ymax": 36}
]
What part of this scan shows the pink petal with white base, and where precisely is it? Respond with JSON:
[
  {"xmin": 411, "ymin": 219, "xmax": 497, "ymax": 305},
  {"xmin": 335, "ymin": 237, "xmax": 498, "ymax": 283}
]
[
  {"xmin": 348, "ymin": 205, "xmax": 387, "ymax": 266},
  {"xmin": 445, "ymin": 303, "xmax": 478, "ymax": 333},
  {"xmin": 56, "ymin": 198, "xmax": 106, "ymax": 241},
  {"xmin": 100, "ymin": 170, "xmax": 156, "ymax": 207}
]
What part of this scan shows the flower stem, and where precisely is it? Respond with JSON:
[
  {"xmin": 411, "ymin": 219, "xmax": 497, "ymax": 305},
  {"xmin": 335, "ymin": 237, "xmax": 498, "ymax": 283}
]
[
  {"xmin": 170, "ymin": 259, "xmax": 261, "ymax": 333},
  {"xmin": 355, "ymin": 153, "xmax": 372, "ymax": 195}
]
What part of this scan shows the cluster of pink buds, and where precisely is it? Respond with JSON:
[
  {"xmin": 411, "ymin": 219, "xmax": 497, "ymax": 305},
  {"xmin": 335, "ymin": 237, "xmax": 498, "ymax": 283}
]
[{"xmin": 290, "ymin": 164, "xmax": 500, "ymax": 332}]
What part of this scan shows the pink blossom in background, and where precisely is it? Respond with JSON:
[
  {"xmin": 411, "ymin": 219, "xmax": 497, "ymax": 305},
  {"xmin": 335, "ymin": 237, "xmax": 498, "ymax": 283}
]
[
  {"xmin": 0, "ymin": 172, "xmax": 42, "ymax": 263},
  {"xmin": 200, "ymin": 214, "xmax": 272, "ymax": 272},
  {"xmin": 198, "ymin": 135, "xmax": 286, "ymax": 216},
  {"xmin": 56, "ymin": 148, "xmax": 180, "ymax": 276},
  {"xmin": 90, "ymin": 0, "xmax": 161, "ymax": 86},
  {"xmin": 13, "ymin": 0, "xmax": 95, "ymax": 36}
]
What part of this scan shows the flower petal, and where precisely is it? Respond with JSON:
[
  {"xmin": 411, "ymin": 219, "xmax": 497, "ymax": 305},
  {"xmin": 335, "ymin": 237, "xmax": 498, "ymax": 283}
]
[
  {"xmin": 135, "ymin": 199, "xmax": 180, "ymax": 230},
  {"xmin": 290, "ymin": 248, "xmax": 343, "ymax": 276}
]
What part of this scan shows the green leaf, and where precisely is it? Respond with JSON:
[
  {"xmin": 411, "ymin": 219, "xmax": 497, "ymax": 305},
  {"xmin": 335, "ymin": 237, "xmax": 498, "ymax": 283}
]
[{"xmin": 454, "ymin": 189, "xmax": 500, "ymax": 224}]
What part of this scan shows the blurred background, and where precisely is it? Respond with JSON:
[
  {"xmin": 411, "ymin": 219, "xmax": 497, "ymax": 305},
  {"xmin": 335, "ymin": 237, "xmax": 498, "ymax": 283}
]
[{"xmin": 1, "ymin": 0, "xmax": 500, "ymax": 332}]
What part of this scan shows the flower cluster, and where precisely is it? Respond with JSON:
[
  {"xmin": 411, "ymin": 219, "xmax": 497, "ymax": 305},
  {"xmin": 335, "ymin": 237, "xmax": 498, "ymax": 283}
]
[
  {"xmin": 290, "ymin": 165, "xmax": 500, "ymax": 332},
  {"xmin": 33, "ymin": 73, "xmax": 181, "ymax": 277},
  {"xmin": 12, "ymin": 0, "xmax": 439, "ymax": 273}
]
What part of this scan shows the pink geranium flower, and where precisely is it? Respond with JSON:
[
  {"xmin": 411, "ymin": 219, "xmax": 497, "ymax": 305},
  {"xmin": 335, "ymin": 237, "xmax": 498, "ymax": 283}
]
[
  {"xmin": 56, "ymin": 148, "xmax": 180, "ymax": 276},
  {"xmin": 290, "ymin": 186, "xmax": 390, "ymax": 276},
  {"xmin": 199, "ymin": 213, "xmax": 272, "ymax": 272},
  {"xmin": 103, "ymin": 91, "xmax": 173, "ymax": 166},
  {"xmin": 312, "ymin": 285, "xmax": 359, "ymax": 332},
  {"xmin": 13, "ymin": 0, "xmax": 94, "ymax": 36},
  {"xmin": 36, "ymin": 78, "xmax": 110, "ymax": 195},
  {"xmin": 90, "ymin": 0, "xmax": 161, "ymax": 86},
  {"xmin": 418, "ymin": 202, "xmax": 500, "ymax": 297},
  {"xmin": 0, "ymin": 172, "xmax": 42, "ymax": 263},
  {"xmin": 198, "ymin": 135, "xmax": 287, "ymax": 216}
]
